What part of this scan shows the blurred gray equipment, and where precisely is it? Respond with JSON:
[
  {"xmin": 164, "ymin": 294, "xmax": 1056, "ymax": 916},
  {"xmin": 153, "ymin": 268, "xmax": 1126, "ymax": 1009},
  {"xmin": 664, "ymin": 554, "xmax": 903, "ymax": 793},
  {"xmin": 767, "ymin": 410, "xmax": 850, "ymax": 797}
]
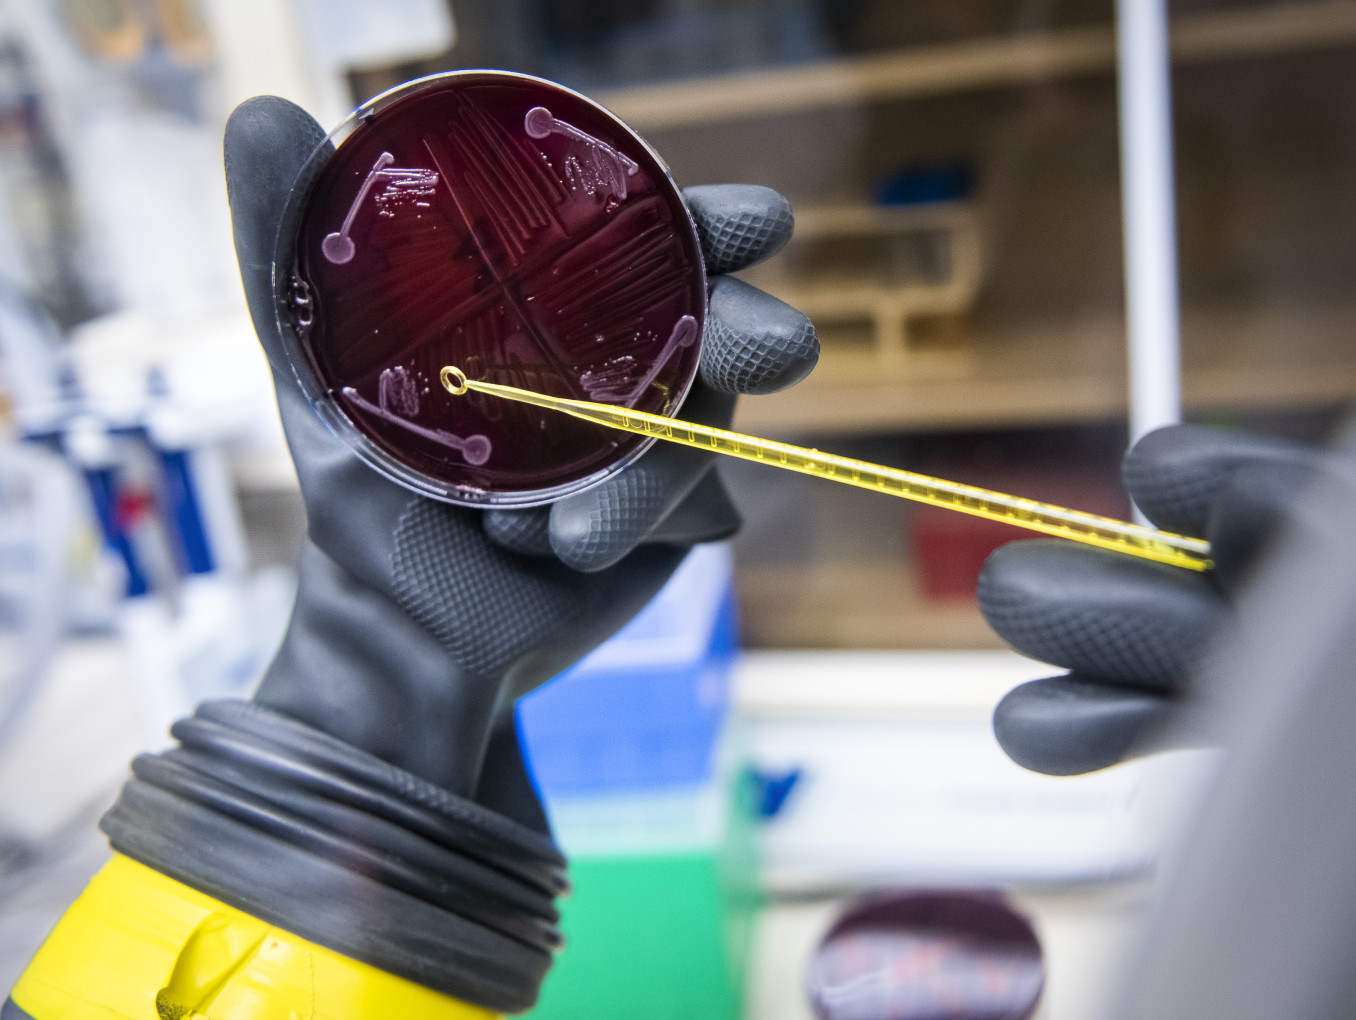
[
  {"xmin": 0, "ymin": 285, "xmax": 84, "ymax": 756},
  {"xmin": 1101, "ymin": 417, "xmax": 1356, "ymax": 1019},
  {"xmin": 0, "ymin": 440, "xmax": 76, "ymax": 757},
  {"xmin": 0, "ymin": 38, "xmax": 94, "ymax": 328}
]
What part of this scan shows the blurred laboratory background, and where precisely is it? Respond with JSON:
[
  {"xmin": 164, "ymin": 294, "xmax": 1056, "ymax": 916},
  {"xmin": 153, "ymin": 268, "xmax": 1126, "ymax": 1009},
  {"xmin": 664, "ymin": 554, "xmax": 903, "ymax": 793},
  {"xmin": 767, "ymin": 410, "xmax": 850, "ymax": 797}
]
[{"xmin": 0, "ymin": 1, "xmax": 1353, "ymax": 1018}]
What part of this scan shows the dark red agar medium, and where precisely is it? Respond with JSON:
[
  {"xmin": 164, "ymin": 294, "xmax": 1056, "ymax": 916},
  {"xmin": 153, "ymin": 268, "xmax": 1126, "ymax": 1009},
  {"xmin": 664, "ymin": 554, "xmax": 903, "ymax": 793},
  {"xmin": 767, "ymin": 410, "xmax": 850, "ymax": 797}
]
[
  {"xmin": 279, "ymin": 71, "xmax": 706, "ymax": 506},
  {"xmin": 806, "ymin": 890, "xmax": 1045, "ymax": 1020}
]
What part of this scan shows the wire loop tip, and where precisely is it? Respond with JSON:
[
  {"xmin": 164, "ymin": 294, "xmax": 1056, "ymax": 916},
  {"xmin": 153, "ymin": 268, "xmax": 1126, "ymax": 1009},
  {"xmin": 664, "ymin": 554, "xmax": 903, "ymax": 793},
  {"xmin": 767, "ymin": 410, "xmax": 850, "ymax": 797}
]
[{"xmin": 440, "ymin": 366, "xmax": 468, "ymax": 395}]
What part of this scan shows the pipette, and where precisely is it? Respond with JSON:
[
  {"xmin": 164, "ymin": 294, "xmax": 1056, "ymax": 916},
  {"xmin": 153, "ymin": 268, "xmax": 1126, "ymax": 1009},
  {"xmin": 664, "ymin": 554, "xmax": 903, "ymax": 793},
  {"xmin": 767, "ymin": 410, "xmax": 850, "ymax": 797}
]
[{"xmin": 439, "ymin": 366, "xmax": 1213, "ymax": 571}]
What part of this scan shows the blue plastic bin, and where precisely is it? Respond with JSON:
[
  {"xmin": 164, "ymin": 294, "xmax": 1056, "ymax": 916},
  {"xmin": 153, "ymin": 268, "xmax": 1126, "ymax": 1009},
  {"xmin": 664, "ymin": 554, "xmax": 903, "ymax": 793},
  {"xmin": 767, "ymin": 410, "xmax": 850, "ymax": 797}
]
[{"xmin": 518, "ymin": 542, "xmax": 738, "ymax": 800}]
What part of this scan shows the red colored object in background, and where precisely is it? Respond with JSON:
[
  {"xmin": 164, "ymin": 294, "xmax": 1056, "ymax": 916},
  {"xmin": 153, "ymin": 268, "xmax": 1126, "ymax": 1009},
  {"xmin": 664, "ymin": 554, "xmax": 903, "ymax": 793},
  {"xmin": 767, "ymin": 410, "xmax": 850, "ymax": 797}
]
[
  {"xmin": 278, "ymin": 72, "xmax": 706, "ymax": 506},
  {"xmin": 912, "ymin": 470, "xmax": 1132, "ymax": 600}
]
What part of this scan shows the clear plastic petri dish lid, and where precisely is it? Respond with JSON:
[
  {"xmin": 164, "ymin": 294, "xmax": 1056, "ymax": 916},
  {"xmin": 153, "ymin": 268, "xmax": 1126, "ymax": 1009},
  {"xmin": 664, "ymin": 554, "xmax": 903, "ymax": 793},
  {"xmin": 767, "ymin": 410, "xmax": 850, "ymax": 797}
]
[{"xmin": 274, "ymin": 70, "xmax": 707, "ymax": 507}]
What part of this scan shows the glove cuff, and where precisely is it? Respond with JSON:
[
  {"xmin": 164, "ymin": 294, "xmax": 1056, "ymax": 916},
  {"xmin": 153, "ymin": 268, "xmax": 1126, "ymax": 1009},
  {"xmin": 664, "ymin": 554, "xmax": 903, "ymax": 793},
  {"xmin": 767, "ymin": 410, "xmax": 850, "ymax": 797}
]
[{"xmin": 99, "ymin": 700, "xmax": 566, "ymax": 1014}]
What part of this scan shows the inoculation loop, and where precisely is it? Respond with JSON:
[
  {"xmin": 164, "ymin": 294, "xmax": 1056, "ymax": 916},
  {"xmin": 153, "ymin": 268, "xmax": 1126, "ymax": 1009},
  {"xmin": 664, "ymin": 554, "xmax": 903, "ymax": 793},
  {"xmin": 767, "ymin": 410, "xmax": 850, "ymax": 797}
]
[{"xmin": 441, "ymin": 365, "xmax": 469, "ymax": 395}]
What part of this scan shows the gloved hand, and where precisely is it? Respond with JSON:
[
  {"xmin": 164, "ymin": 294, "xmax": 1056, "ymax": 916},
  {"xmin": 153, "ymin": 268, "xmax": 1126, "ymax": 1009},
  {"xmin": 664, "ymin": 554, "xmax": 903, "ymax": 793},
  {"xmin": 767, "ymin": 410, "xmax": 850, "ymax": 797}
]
[
  {"xmin": 221, "ymin": 95, "xmax": 816, "ymax": 799},
  {"xmin": 978, "ymin": 423, "xmax": 1324, "ymax": 776},
  {"xmin": 5, "ymin": 95, "xmax": 816, "ymax": 1020}
]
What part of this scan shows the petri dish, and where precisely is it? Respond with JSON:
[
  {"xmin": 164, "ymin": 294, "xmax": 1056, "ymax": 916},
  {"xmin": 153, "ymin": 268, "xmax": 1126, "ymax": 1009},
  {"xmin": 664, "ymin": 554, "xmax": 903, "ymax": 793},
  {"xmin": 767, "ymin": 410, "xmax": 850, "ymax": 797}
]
[
  {"xmin": 805, "ymin": 889, "xmax": 1045, "ymax": 1020},
  {"xmin": 275, "ymin": 70, "xmax": 707, "ymax": 506}
]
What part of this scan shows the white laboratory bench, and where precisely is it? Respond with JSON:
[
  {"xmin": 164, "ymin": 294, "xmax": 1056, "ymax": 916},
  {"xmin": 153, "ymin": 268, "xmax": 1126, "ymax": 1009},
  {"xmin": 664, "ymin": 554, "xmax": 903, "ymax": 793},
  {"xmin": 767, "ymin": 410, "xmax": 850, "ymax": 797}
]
[{"xmin": 731, "ymin": 649, "xmax": 1219, "ymax": 1020}]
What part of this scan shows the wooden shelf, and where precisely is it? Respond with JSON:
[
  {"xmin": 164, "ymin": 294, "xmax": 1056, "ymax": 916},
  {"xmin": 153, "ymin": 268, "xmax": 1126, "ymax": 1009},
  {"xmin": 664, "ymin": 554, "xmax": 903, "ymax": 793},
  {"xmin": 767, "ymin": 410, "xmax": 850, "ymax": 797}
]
[
  {"xmin": 782, "ymin": 202, "xmax": 976, "ymax": 240},
  {"xmin": 744, "ymin": 202, "xmax": 983, "ymax": 361},
  {"xmin": 735, "ymin": 560, "xmax": 1006, "ymax": 650},
  {"xmin": 584, "ymin": 0, "xmax": 1356, "ymax": 652},
  {"xmin": 598, "ymin": 1, "xmax": 1356, "ymax": 130},
  {"xmin": 733, "ymin": 302, "xmax": 1356, "ymax": 436}
]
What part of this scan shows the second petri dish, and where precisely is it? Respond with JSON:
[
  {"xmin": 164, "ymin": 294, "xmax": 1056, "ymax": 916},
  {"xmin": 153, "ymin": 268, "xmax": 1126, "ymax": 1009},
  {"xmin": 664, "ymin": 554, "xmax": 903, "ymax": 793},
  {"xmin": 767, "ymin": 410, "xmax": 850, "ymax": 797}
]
[
  {"xmin": 276, "ymin": 70, "xmax": 707, "ymax": 506},
  {"xmin": 805, "ymin": 890, "xmax": 1045, "ymax": 1020}
]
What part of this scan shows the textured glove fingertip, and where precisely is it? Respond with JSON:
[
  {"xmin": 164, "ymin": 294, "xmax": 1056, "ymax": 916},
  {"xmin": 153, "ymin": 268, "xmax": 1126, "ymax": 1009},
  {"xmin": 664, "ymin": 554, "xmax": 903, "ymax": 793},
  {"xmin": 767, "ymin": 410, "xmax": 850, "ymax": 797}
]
[
  {"xmin": 1207, "ymin": 459, "xmax": 1320, "ymax": 593},
  {"xmin": 1124, "ymin": 424, "xmax": 1315, "ymax": 535},
  {"xmin": 647, "ymin": 470, "xmax": 742, "ymax": 545},
  {"xmin": 702, "ymin": 276, "xmax": 818, "ymax": 395},
  {"xmin": 684, "ymin": 184, "xmax": 794, "ymax": 275},
  {"xmin": 550, "ymin": 469, "xmax": 671, "ymax": 572},
  {"xmin": 977, "ymin": 540, "xmax": 1226, "ymax": 691},
  {"xmin": 994, "ymin": 674, "xmax": 1173, "ymax": 775},
  {"xmin": 484, "ymin": 507, "xmax": 555, "ymax": 557}
]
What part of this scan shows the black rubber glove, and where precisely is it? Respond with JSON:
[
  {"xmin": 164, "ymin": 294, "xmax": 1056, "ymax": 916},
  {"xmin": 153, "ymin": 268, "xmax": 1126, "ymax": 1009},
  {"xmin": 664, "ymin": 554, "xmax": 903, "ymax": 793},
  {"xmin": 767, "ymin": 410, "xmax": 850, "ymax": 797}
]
[
  {"xmin": 94, "ymin": 95, "xmax": 817, "ymax": 1014},
  {"xmin": 978, "ymin": 423, "xmax": 1324, "ymax": 776}
]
